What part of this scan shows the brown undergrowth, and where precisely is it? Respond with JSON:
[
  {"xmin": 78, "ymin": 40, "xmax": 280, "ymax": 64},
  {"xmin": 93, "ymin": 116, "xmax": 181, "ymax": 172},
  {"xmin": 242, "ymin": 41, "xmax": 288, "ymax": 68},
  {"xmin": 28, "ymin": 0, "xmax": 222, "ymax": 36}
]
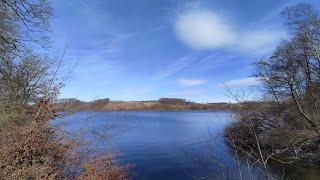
[{"xmin": 0, "ymin": 0, "xmax": 131, "ymax": 178}]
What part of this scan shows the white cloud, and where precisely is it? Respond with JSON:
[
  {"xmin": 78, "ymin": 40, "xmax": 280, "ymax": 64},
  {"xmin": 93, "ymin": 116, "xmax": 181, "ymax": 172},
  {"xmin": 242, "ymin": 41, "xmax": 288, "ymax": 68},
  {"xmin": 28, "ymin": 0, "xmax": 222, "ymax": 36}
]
[
  {"xmin": 218, "ymin": 77, "xmax": 262, "ymax": 88},
  {"xmin": 174, "ymin": 10, "xmax": 236, "ymax": 50},
  {"xmin": 178, "ymin": 78, "xmax": 207, "ymax": 86},
  {"xmin": 174, "ymin": 8, "xmax": 285, "ymax": 54},
  {"xmin": 238, "ymin": 28, "xmax": 285, "ymax": 54}
]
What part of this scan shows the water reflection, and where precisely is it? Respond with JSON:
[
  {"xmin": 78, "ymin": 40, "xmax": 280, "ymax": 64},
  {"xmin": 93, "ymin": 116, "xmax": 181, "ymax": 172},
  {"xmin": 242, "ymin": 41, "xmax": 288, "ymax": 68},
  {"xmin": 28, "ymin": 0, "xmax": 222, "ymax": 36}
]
[{"xmin": 52, "ymin": 111, "xmax": 281, "ymax": 179}]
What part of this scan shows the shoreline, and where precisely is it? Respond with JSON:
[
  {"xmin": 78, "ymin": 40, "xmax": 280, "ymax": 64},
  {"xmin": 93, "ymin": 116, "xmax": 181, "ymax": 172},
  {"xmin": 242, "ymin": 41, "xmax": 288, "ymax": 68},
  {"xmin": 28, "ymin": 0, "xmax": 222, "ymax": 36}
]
[{"xmin": 52, "ymin": 98, "xmax": 245, "ymax": 112}]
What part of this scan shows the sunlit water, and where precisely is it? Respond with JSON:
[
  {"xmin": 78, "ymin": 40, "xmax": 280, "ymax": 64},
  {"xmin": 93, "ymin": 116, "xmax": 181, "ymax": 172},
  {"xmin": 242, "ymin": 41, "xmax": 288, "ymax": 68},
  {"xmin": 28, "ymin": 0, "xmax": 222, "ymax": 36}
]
[{"xmin": 52, "ymin": 111, "xmax": 270, "ymax": 179}]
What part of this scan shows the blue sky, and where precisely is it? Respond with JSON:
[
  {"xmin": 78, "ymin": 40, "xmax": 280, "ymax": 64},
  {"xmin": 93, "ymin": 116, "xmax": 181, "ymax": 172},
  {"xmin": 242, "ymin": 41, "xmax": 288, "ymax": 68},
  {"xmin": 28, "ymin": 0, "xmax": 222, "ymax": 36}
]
[{"xmin": 51, "ymin": 0, "xmax": 320, "ymax": 102}]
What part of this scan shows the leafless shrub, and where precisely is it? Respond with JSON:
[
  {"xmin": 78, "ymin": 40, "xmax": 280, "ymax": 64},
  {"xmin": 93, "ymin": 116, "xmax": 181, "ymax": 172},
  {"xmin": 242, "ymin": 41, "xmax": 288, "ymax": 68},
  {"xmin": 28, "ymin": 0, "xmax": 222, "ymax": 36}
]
[
  {"xmin": 79, "ymin": 154, "xmax": 131, "ymax": 180},
  {"xmin": 220, "ymin": 3, "xmax": 320, "ymax": 179}
]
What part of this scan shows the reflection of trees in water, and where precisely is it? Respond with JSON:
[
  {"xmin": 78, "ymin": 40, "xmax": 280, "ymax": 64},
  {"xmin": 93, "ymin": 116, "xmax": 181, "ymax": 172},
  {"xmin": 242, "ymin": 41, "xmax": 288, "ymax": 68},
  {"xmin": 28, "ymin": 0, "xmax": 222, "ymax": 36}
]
[
  {"xmin": 181, "ymin": 111, "xmax": 291, "ymax": 179},
  {"xmin": 54, "ymin": 111, "xmax": 132, "ymax": 178},
  {"xmin": 184, "ymin": 129, "xmax": 276, "ymax": 180},
  {"xmin": 65, "ymin": 111, "xmax": 133, "ymax": 154}
]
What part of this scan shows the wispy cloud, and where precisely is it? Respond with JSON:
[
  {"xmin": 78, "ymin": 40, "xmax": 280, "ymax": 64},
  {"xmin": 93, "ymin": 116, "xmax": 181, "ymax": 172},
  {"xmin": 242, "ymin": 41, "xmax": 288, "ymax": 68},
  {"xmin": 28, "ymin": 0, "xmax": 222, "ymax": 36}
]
[
  {"xmin": 152, "ymin": 54, "xmax": 196, "ymax": 80},
  {"xmin": 68, "ymin": 32, "xmax": 137, "ymax": 57},
  {"xmin": 259, "ymin": 0, "xmax": 320, "ymax": 24},
  {"xmin": 173, "ymin": 6, "xmax": 286, "ymax": 55},
  {"xmin": 186, "ymin": 53, "xmax": 238, "ymax": 72},
  {"xmin": 74, "ymin": 59, "xmax": 122, "ymax": 81},
  {"xmin": 178, "ymin": 78, "xmax": 207, "ymax": 87},
  {"xmin": 167, "ymin": 89, "xmax": 205, "ymax": 97},
  {"xmin": 238, "ymin": 28, "xmax": 284, "ymax": 54},
  {"xmin": 218, "ymin": 77, "xmax": 262, "ymax": 88},
  {"xmin": 153, "ymin": 52, "xmax": 240, "ymax": 80}
]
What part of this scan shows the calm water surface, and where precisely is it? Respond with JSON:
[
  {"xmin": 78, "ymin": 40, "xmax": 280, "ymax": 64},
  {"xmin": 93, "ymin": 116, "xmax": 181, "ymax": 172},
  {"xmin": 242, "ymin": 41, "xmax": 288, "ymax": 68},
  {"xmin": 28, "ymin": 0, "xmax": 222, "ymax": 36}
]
[{"xmin": 53, "ymin": 110, "xmax": 267, "ymax": 179}]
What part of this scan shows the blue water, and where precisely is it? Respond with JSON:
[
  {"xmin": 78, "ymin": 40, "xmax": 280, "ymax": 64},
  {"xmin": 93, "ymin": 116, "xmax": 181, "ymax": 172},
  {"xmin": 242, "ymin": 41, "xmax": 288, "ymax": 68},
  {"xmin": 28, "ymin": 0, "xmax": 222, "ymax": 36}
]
[{"xmin": 52, "ymin": 110, "xmax": 265, "ymax": 179}]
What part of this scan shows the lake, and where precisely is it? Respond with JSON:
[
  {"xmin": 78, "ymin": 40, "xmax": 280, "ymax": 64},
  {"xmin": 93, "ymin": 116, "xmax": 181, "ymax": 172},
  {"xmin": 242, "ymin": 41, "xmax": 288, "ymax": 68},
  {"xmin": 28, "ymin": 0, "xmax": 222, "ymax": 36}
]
[{"xmin": 52, "ymin": 110, "xmax": 273, "ymax": 179}]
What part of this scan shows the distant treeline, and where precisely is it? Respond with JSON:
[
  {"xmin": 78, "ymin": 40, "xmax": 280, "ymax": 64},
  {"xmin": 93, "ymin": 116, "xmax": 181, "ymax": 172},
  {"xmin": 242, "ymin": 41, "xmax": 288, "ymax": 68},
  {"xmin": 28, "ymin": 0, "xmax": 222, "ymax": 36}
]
[{"xmin": 52, "ymin": 97, "xmax": 244, "ymax": 111}]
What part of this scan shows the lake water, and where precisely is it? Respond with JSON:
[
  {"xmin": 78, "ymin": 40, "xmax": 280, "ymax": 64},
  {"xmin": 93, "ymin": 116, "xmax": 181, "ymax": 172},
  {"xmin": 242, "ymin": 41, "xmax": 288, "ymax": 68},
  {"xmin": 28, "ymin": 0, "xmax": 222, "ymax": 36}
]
[{"xmin": 52, "ymin": 111, "xmax": 270, "ymax": 179}]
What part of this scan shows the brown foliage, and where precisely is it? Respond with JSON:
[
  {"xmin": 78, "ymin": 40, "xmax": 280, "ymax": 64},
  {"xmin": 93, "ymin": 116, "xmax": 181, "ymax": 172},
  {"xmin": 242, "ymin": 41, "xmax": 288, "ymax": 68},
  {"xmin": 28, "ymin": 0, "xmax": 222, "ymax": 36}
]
[
  {"xmin": 0, "ymin": 120, "xmax": 70, "ymax": 179},
  {"xmin": 79, "ymin": 154, "xmax": 131, "ymax": 180},
  {"xmin": 0, "ymin": 0, "xmax": 131, "ymax": 178}
]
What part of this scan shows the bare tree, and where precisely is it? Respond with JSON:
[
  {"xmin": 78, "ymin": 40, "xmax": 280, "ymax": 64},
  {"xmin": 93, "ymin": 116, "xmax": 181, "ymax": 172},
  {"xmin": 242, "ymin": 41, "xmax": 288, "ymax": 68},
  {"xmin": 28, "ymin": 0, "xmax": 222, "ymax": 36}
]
[
  {"xmin": 223, "ymin": 4, "xmax": 320, "ymax": 180},
  {"xmin": 0, "ymin": 0, "xmax": 52, "ymax": 57},
  {"xmin": 257, "ymin": 4, "xmax": 320, "ymax": 135},
  {"xmin": 0, "ymin": 1, "xmax": 69, "ymax": 179}
]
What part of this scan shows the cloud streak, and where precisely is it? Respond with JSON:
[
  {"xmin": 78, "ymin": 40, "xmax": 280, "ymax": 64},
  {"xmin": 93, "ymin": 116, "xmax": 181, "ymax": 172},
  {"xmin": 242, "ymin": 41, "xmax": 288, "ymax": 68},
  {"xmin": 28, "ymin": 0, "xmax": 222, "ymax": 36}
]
[
  {"xmin": 218, "ymin": 77, "xmax": 262, "ymax": 88},
  {"xmin": 167, "ymin": 89, "xmax": 205, "ymax": 97},
  {"xmin": 152, "ymin": 54, "xmax": 197, "ymax": 80},
  {"xmin": 178, "ymin": 78, "xmax": 207, "ymax": 86}
]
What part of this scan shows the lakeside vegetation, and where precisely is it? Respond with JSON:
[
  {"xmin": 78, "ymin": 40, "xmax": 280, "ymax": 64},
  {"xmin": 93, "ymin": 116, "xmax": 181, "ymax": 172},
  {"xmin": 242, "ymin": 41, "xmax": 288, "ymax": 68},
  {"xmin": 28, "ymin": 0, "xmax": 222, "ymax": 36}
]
[
  {"xmin": 0, "ymin": 0, "xmax": 129, "ymax": 179},
  {"xmin": 222, "ymin": 3, "xmax": 320, "ymax": 179}
]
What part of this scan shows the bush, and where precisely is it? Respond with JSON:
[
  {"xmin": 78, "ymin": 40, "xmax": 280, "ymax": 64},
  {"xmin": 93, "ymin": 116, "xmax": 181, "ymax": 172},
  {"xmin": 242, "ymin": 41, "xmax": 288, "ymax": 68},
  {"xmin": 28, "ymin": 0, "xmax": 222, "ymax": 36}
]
[
  {"xmin": 79, "ymin": 154, "xmax": 131, "ymax": 180},
  {"xmin": 224, "ymin": 4, "xmax": 320, "ymax": 175}
]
